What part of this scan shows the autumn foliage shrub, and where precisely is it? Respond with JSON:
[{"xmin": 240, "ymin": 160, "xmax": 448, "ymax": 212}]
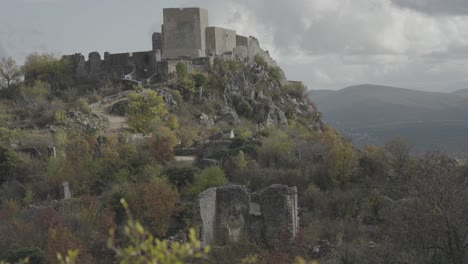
[
  {"xmin": 47, "ymin": 226, "xmax": 93, "ymax": 264},
  {"xmin": 148, "ymin": 127, "xmax": 177, "ymax": 165},
  {"xmin": 126, "ymin": 179, "xmax": 179, "ymax": 237}
]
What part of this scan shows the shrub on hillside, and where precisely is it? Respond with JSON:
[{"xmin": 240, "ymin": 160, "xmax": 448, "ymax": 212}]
[
  {"xmin": 186, "ymin": 166, "xmax": 226, "ymax": 195},
  {"xmin": 126, "ymin": 179, "xmax": 179, "ymax": 237},
  {"xmin": 126, "ymin": 91, "xmax": 168, "ymax": 134}
]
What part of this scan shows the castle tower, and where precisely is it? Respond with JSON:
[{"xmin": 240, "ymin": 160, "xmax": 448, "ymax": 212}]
[{"xmin": 162, "ymin": 7, "xmax": 209, "ymax": 59}]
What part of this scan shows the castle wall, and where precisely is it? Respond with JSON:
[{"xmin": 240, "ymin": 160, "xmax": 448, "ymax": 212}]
[
  {"xmin": 64, "ymin": 7, "xmax": 278, "ymax": 84},
  {"xmin": 62, "ymin": 53, "xmax": 87, "ymax": 80},
  {"xmin": 152, "ymin": 32, "xmax": 163, "ymax": 51},
  {"xmin": 206, "ymin": 27, "xmax": 237, "ymax": 56},
  {"xmin": 155, "ymin": 59, "xmax": 192, "ymax": 81},
  {"xmin": 162, "ymin": 8, "xmax": 209, "ymax": 59},
  {"xmin": 236, "ymin": 35, "xmax": 248, "ymax": 47},
  {"xmin": 104, "ymin": 52, "xmax": 133, "ymax": 79},
  {"xmin": 131, "ymin": 51, "xmax": 157, "ymax": 79},
  {"xmin": 247, "ymin": 37, "xmax": 277, "ymax": 67}
]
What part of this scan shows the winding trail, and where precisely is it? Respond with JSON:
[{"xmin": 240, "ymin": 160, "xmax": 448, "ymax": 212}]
[
  {"xmin": 92, "ymin": 98, "xmax": 128, "ymax": 134},
  {"xmin": 91, "ymin": 89, "xmax": 156, "ymax": 134}
]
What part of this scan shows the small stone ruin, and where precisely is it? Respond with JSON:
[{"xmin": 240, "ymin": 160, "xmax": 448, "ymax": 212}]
[
  {"xmin": 198, "ymin": 184, "xmax": 298, "ymax": 247},
  {"xmin": 59, "ymin": 181, "xmax": 71, "ymax": 200}
]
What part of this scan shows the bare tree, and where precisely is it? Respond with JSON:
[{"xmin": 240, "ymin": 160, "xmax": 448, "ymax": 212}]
[
  {"xmin": 0, "ymin": 57, "xmax": 22, "ymax": 89},
  {"xmin": 389, "ymin": 153, "xmax": 468, "ymax": 264}
]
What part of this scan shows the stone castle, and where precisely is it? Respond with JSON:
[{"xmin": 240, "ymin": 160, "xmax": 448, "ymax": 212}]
[{"xmin": 64, "ymin": 7, "xmax": 277, "ymax": 83}]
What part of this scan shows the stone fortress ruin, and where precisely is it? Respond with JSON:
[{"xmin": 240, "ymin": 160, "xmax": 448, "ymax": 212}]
[
  {"xmin": 64, "ymin": 8, "xmax": 301, "ymax": 247},
  {"xmin": 64, "ymin": 7, "xmax": 277, "ymax": 83},
  {"xmin": 198, "ymin": 185, "xmax": 299, "ymax": 247}
]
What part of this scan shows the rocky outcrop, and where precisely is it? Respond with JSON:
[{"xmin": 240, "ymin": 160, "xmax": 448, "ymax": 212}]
[
  {"xmin": 63, "ymin": 111, "xmax": 105, "ymax": 131},
  {"xmin": 216, "ymin": 61, "xmax": 322, "ymax": 131}
]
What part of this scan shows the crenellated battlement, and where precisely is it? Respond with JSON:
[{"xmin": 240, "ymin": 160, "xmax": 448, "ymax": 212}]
[{"xmin": 63, "ymin": 7, "xmax": 276, "ymax": 84}]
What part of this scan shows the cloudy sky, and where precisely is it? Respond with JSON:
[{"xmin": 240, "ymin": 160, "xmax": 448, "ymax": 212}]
[{"xmin": 1, "ymin": 0, "xmax": 468, "ymax": 92}]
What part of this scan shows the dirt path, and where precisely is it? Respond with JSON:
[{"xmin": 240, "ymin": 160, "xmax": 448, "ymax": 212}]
[
  {"xmin": 92, "ymin": 98, "xmax": 128, "ymax": 134},
  {"xmin": 91, "ymin": 89, "xmax": 155, "ymax": 134}
]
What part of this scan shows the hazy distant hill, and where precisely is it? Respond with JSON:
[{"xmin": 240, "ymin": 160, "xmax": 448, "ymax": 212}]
[
  {"xmin": 452, "ymin": 88, "xmax": 468, "ymax": 97},
  {"xmin": 308, "ymin": 84, "xmax": 468, "ymax": 153}
]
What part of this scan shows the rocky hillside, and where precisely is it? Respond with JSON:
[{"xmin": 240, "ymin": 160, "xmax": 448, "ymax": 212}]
[{"xmin": 95, "ymin": 57, "xmax": 324, "ymax": 135}]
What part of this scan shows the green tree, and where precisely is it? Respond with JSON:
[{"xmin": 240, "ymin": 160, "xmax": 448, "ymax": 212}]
[
  {"xmin": 187, "ymin": 166, "xmax": 226, "ymax": 195},
  {"xmin": 317, "ymin": 126, "xmax": 358, "ymax": 187},
  {"xmin": 126, "ymin": 91, "xmax": 168, "ymax": 133},
  {"xmin": 258, "ymin": 130, "xmax": 294, "ymax": 169},
  {"xmin": 268, "ymin": 66, "xmax": 283, "ymax": 85},
  {"xmin": 175, "ymin": 62, "xmax": 188, "ymax": 80},
  {"xmin": 21, "ymin": 53, "xmax": 73, "ymax": 91},
  {"xmin": 0, "ymin": 57, "xmax": 22, "ymax": 89},
  {"xmin": 165, "ymin": 114, "xmax": 179, "ymax": 130},
  {"xmin": 254, "ymin": 55, "xmax": 268, "ymax": 68},
  {"xmin": 165, "ymin": 167, "xmax": 197, "ymax": 191},
  {"xmin": 327, "ymin": 140, "xmax": 357, "ymax": 186},
  {"xmin": 192, "ymin": 72, "xmax": 207, "ymax": 88}
]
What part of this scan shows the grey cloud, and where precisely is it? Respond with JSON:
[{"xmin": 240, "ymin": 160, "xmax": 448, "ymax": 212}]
[
  {"xmin": 391, "ymin": 0, "xmax": 468, "ymax": 15},
  {"xmin": 204, "ymin": 0, "xmax": 405, "ymax": 59},
  {"xmin": 2, "ymin": 0, "xmax": 467, "ymax": 92},
  {"xmin": 200, "ymin": 0, "xmax": 468, "ymax": 91},
  {"xmin": 425, "ymin": 45, "xmax": 468, "ymax": 60}
]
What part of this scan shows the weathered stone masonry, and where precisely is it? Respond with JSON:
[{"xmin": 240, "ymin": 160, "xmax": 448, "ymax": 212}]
[
  {"xmin": 198, "ymin": 184, "xmax": 299, "ymax": 247},
  {"xmin": 64, "ymin": 7, "xmax": 277, "ymax": 84}
]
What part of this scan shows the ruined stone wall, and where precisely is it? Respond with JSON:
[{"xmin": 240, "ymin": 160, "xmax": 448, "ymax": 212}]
[
  {"xmin": 63, "ymin": 7, "xmax": 279, "ymax": 84},
  {"xmin": 215, "ymin": 186, "xmax": 250, "ymax": 245},
  {"xmin": 131, "ymin": 51, "xmax": 157, "ymax": 79},
  {"xmin": 199, "ymin": 187, "xmax": 217, "ymax": 247},
  {"xmin": 260, "ymin": 185, "xmax": 298, "ymax": 243},
  {"xmin": 62, "ymin": 53, "xmax": 87, "ymax": 80},
  {"xmin": 200, "ymin": 140, "xmax": 232, "ymax": 158},
  {"xmin": 152, "ymin": 32, "xmax": 163, "ymax": 51},
  {"xmin": 155, "ymin": 59, "xmax": 192, "ymax": 81},
  {"xmin": 162, "ymin": 8, "xmax": 209, "ymax": 59},
  {"xmin": 247, "ymin": 37, "xmax": 277, "ymax": 67},
  {"xmin": 198, "ymin": 184, "xmax": 299, "ymax": 247},
  {"xmin": 192, "ymin": 57, "xmax": 213, "ymax": 72},
  {"xmin": 236, "ymin": 35, "xmax": 248, "ymax": 47},
  {"xmin": 206, "ymin": 27, "xmax": 237, "ymax": 56},
  {"xmin": 65, "ymin": 50, "xmax": 160, "ymax": 83},
  {"xmin": 103, "ymin": 52, "xmax": 133, "ymax": 79}
]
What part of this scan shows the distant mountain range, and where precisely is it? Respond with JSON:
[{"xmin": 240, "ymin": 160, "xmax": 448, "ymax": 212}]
[
  {"xmin": 452, "ymin": 88, "xmax": 468, "ymax": 96},
  {"xmin": 307, "ymin": 84, "xmax": 468, "ymax": 153}
]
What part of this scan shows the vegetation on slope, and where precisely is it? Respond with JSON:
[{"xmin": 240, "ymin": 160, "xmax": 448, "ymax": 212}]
[{"xmin": 0, "ymin": 54, "xmax": 466, "ymax": 264}]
